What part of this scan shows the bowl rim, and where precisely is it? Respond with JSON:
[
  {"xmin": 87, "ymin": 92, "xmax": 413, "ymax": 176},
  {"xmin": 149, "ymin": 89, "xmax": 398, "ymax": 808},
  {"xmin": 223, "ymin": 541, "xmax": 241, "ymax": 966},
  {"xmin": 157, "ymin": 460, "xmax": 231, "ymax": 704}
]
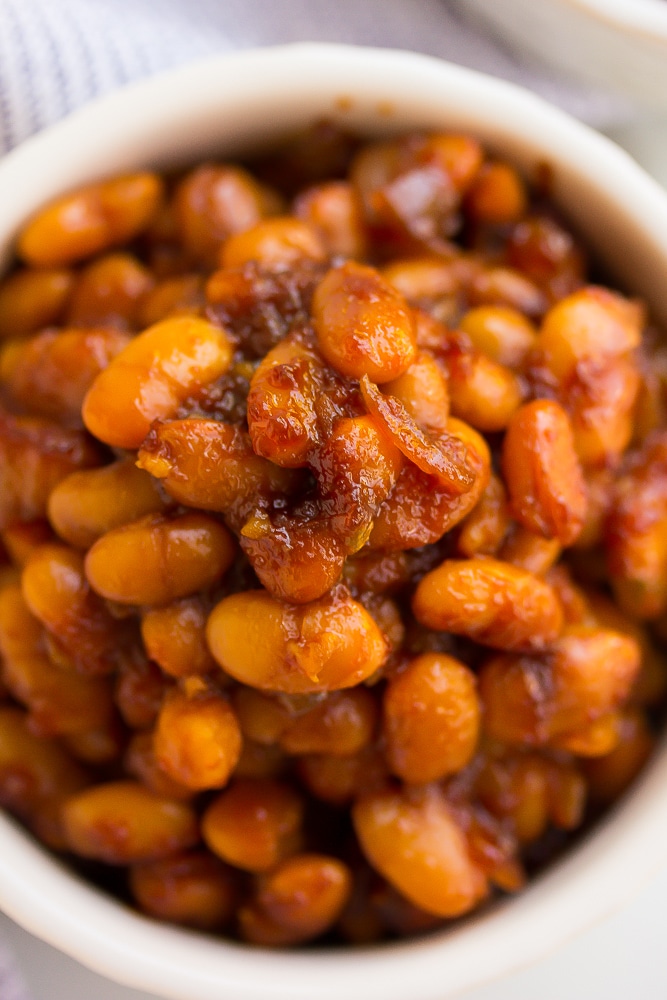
[
  {"xmin": 565, "ymin": 0, "xmax": 667, "ymax": 42},
  {"xmin": 1, "ymin": 40, "xmax": 667, "ymax": 1000}
]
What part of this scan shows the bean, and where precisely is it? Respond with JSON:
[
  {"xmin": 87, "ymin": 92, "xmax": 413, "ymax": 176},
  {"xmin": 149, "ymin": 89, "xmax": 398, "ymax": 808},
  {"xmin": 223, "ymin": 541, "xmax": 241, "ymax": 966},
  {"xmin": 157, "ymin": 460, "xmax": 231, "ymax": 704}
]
[
  {"xmin": 457, "ymin": 473, "xmax": 510, "ymax": 558},
  {"xmin": 82, "ymin": 316, "xmax": 233, "ymax": 448},
  {"xmin": 294, "ymin": 181, "xmax": 367, "ymax": 259},
  {"xmin": 479, "ymin": 626, "xmax": 641, "ymax": 746},
  {"xmin": 0, "ymin": 584, "xmax": 115, "ymax": 736},
  {"xmin": 66, "ymin": 253, "xmax": 154, "ymax": 329},
  {"xmin": 465, "ymin": 162, "xmax": 527, "ymax": 225},
  {"xmin": 353, "ymin": 784, "xmax": 487, "ymax": 918},
  {"xmin": 138, "ymin": 418, "xmax": 295, "ymax": 513},
  {"xmin": 606, "ymin": 431, "xmax": 667, "ymax": 618},
  {"xmin": 21, "ymin": 544, "xmax": 124, "ymax": 676},
  {"xmin": 312, "ymin": 261, "xmax": 416, "ymax": 383},
  {"xmin": 174, "ymin": 164, "xmax": 281, "ymax": 266},
  {"xmin": 206, "ymin": 587, "xmax": 388, "ymax": 693},
  {"xmin": 383, "ymin": 653, "xmax": 480, "ymax": 783},
  {"xmin": 447, "ymin": 349, "xmax": 523, "ymax": 432},
  {"xmin": 502, "ymin": 399, "xmax": 587, "ymax": 545},
  {"xmin": 85, "ymin": 512, "xmax": 235, "ymax": 606},
  {"xmin": 115, "ymin": 653, "xmax": 172, "ymax": 730},
  {"xmin": 0, "ymin": 407, "xmax": 100, "ymax": 530},
  {"xmin": 202, "ymin": 777, "xmax": 303, "ymax": 872},
  {"xmin": 62, "ymin": 780, "xmax": 199, "ymax": 864},
  {"xmin": 458, "ymin": 305, "xmax": 537, "ymax": 369},
  {"xmin": 220, "ymin": 217, "xmax": 326, "ymax": 269},
  {"xmin": 240, "ymin": 854, "xmax": 351, "ymax": 945},
  {"xmin": 0, "ymin": 706, "xmax": 88, "ymax": 817},
  {"xmin": 124, "ymin": 731, "xmax": 193, "ymax": 800},
  {"xmin": 153, "ymin": 684, "xmax": 242, "ymax": 791},
  {"xmin": 0, "ymin": 268, "xmax": 74, "ymax": 338},
  {"xmin": 0, "ymin": 327, "xmax": 131, "ymax": 425},
  {"xmin": 130, "ymin": 851, "xmax": 238, "ymax": 930},
  {"xmin": 369, "ymin": 417, "xmax": 490, "ymax": 550},
  {"xmin": 48, "ymin": 458, "xmax": 167, "ymax": 550},
  {"xmin": 279, "ymin": 688, "xmax": 378, "ymax": 756},
  {"xmin": 141, "ymin": 597, "xmax": 216, "ymax": 678},
  {"xmin": 413, "ymin": 557, "xmax": 563, "ymax": 652},
  {"xmin": 18, "ymin": 173, "xmax": 164, "ymax": 266}
]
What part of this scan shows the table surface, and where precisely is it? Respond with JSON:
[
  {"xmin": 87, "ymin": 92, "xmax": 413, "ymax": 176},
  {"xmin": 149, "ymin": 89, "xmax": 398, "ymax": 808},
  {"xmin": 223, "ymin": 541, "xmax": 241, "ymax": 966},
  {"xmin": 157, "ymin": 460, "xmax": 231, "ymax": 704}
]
[{"xmin": 2, "ymin": 114, "xmax": 667, "ymax": 1000}]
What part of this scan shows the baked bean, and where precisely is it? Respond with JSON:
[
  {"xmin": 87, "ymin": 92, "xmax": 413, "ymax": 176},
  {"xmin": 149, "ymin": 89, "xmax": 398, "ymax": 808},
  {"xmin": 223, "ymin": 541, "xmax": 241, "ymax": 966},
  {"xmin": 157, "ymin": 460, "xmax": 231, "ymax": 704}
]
[
  {"xmin": 499, "ymin": 527, "xmax": 562, "ymax": 576},
  {"xmin": 381, "ymin": 351, "xmax": 450, "ymax": 432},
  {"xmin": 413, "ymin": 557, "xmax": 563, "ymax": 652},
  {"xmin": 63, "ymin": 720, "xmax": 125, "ymax": 766},
  {"xmin": 141, "ymin": 597, "xmax": 216, "ymax": 678},
  {"xmin": 240, "ymin": 854, "xmax": 352, "ymax": 945},
  {"xmin": 124, "ymin": 731, "xmax": 193, "ymax": 800},
  {"xmin": 369, "ymin": 417, "xmax": 490, "ymax": 550},
  {"xmin": 82, "ymin": 316, "xmax": 233, "ymax": 448},
  {"xmin": 312, "ymin": 261, "xmax": 416, "ymax": 383},
  {"xmin": 0, "ymin": 584, "xmax": 115, "ymax": 736},
  {"xmin": 21, "ymin": 544, "xmax": 124, "ymax": 676},
  {"xmin": 115, "ymin": 653, "xmax": 171, "ymax": 730},
  {"xmin": 583, "ymin": 710, "xmax": 654, "ymax": 802},
  {"xmin": 360, "ymin": 376, "xmax": 471, "ymax": 492},
  {"xmin": 232, "ymin": 689, "xmax": 291, "ymax": 745},
  {"xmin": 606, "ymin": 431, "xmax": 667, "ymax": 618},
  {"xmin": 457, "ymin": 473, "xmax": 510, "ymax": 558},
  {"xmin": 0, "ymin": 408, "xmax": 100, "ymax": 530},
  {"xmin": 85, "ymin": 512, "xmax": 235, "ymax": 606},
  {"xmin": 153, "ymin": 684, "xmax": 242, "ymax": 791},
  {"xmin": 0, "ymin": 125, "xmax": 665, "ymax": 949},
  {"xmin": 207, "ymin": 587, "xmax": 388, "ymax": 693},
  {"xmin": 459, "ymin": 305, "xmax": 537, "ymax": 369},
  {"xmin": 447, "ymin": 348, "xmax": 524, "ymax": 432},
  {"xmin": 0, "ymin": 268, "xmax": 74, "ymax": 338},
  {"xmin": 202, "ymin": 777, "xmax": 303, "ymax": 872},
  {"xmin": 62, "ymin": 780, "xmax": 199, "ymax": 864},
  {"xmin": 0, "ymin": 706, "xmax": 88, "ymax": 817},
  {"xmin": 220, "ymin": 217, "xmax": 326, "ymax": 269},
  {"xmin": 66, "ymin": 253, "xmax": 154, "ymax": 329},
  {"xmin": 293, "ymin": 181, "xmax": 367, "ymax": 258},
  {"xmin": 470, "ymin": 266, "xmax": 547, "ymax": 318},
  {"xmin": 479, "ymin": 626, "xmax": 641, "ymax": 747},
  {"xmin": 382, "ymin": 256, "xmax": 464, "ymax": 303},
  {"xmin": 383, "ymin": 653, "xmax": 480, "ymax": 783},
  {"xmin": 137, "ymin": 418, "xmax": 295, "ymax": 514},
  {"xmin": 130, "ymin": 851, "xmax": 239, "ymax": 930},
  {"xmin": 18, "ymin": 173, "xmax": 164, "ymax": 266},
  {"xmin": 502, "ymin": 400, "xmax": 587, "ymax": 545},
  {"xmin": 1, "ymin": 521, "xmax": 54, "ymax": 567},
  {"xmin": 234, "ymin": 740, "xmax": 287, "ymax": 780},
  {"xmin": 353, "ymin": 784, "xmax": 487, "ymax": 918},
  {"xmin": 531, "ymin": 286, "xmax": 642, "ymax": 466},
  {"xmin": 279, "ymin": 688, "xmax": 378, "ymax": 757},
  {"xmin": 465, "ymin": 162, "xmax": 527, "ymax": 225},
  {"xmin": 138, "ymin": 274, "xmax": 204, "ymax": 328},
  {"xmin": 174, "ymin": 164, "xmax": 281, "ymax": 266},
  {"xmin": 48, "ymin": 458, "xmax": 167, "ymax": 550},
  {"xmin": 296, "ymin": 746, "xmax": 388, "ymax": 806},
  {"xmin": 0, "ymin": 326, "xmax": 131, "ymax": 425}
]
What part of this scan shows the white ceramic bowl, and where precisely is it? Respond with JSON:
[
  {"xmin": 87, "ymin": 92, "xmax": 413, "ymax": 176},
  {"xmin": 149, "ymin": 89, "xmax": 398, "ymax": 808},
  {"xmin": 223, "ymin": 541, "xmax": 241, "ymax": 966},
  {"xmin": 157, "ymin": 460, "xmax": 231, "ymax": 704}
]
[
  {"xmin": 1, "ymin": 42, "xmax": 667, "ymax": 1000},
  {"xmin": 464, "ymin": 0, "xmax": 667, "ymax": 109}
]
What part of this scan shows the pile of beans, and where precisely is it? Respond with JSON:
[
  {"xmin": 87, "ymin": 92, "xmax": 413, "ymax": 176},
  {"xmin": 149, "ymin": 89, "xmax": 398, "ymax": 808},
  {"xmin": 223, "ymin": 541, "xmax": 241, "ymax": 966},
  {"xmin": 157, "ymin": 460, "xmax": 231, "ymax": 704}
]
[{"xmin": 0, "ymin": 123, "xmax": 665, "ymax": 946}]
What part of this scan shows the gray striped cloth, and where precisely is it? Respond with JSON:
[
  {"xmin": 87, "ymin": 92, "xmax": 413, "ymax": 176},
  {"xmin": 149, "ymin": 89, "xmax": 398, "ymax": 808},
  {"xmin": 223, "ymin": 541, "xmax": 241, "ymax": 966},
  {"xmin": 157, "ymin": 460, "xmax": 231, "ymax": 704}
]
[
  {"xmin": 0, "ymin": 2, "xmax": 627, "ymax": 998},
  {"xmin": 0, "ymin": 0, "xmax": 629, "ymax": 155}
]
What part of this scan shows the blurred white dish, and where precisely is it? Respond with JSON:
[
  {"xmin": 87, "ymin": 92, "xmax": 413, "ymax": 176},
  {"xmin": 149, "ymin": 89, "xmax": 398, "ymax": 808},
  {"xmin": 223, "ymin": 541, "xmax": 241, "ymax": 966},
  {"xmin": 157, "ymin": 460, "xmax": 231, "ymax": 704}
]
[{"xmin": 464, "ymin": 0, "xmax": 667, "ymax": 109}]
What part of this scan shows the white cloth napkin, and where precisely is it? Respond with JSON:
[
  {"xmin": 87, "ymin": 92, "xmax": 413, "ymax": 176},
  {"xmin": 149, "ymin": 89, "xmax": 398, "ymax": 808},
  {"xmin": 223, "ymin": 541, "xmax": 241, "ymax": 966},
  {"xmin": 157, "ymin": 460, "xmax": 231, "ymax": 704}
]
[{"xmin": 0, "ymin": 1, "xmax": 631, "ymax": 997}]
